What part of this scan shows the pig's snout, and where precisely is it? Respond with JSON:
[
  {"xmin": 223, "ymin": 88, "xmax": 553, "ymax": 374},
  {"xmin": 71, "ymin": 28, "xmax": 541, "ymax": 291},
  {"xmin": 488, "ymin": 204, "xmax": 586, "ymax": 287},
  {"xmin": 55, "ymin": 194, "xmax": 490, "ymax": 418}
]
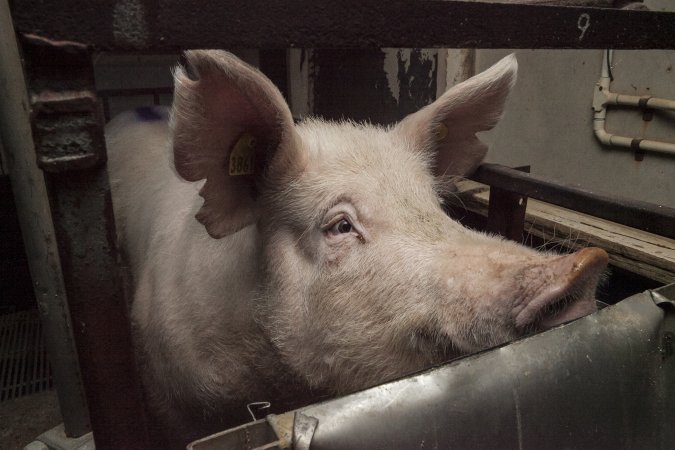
[{"xmin": 515, "ymin": 247, "xmax": 608, "ymax": 330}]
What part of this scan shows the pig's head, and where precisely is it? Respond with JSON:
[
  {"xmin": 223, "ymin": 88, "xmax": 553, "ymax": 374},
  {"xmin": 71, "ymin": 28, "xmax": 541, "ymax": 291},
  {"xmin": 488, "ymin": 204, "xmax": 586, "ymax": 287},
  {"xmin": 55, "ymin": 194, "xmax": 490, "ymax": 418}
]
[{"xmin": 171, "ymin": 50, "xmax": 608, "ymax": 394}]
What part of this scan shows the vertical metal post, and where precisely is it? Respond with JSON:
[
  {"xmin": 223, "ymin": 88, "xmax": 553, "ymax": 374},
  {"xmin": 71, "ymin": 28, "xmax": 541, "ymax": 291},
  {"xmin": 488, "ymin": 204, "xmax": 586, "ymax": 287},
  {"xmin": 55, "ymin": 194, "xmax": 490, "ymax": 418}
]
[
  {"xmin": 0, "ymin": 0, "xmax": 90, "ymax": 437},
  {"xmin": 485, "ymin": 166, "xmax": 530, "ymax": 242},
  {"xmin": 18, "ymin": 32, "xmax": 151, "ymax": 449}
]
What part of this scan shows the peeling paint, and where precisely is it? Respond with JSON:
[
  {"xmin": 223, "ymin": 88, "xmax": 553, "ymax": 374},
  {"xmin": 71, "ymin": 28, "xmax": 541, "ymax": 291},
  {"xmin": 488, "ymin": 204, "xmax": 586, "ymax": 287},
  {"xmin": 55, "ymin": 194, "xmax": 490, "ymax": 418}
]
[
  {"xmin": 288, "ymin": 48, "xmax": 315, "ymax": 118},
  {"xmin": 383, "ymin": 49, "xmax": 402, "ymax": 102},
  {"xmin": 384, "ymin": 49, "xmax": 438, "ymax": 107},
  {"xmin": 396, "ymin": 49, "xmax": 438, "ymax": 117},
  {"xmin": 313, "ymin": 49, "xmax": 439, "ymax": 124},
  {"xmin": 445, "ymin": 49, "xmax": 476, "ymax": 89}
]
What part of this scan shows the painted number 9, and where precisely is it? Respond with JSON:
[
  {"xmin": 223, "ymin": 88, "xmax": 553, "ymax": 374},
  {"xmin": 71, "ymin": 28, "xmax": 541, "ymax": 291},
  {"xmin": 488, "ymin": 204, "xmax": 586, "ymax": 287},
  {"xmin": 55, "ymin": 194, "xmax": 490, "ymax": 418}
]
[{"xmin": 578, "ymin": 13, "xmax": 590, "ymax": 41}]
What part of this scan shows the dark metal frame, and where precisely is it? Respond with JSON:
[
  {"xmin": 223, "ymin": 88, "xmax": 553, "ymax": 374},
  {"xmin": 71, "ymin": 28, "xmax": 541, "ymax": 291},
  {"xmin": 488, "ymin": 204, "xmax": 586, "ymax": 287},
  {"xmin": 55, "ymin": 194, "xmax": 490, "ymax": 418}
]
[
  {"xmin": 6, "ymin": 1, "xmax": 675, "ymax": 448},
  {"xmin": 11, "ymin": 0, "xmax": 675, "ymax": 50},
  {"xmin": 474, "ymin": 164, "xmax": 675, "ymax": 241}
]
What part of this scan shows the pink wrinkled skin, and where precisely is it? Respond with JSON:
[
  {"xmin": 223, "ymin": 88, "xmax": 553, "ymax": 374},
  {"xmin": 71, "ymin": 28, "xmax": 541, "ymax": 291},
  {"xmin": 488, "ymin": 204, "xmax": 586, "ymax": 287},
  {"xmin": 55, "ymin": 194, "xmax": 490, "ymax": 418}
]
[{"xmin": 106, "ymin": 50, "xmax": 607, "ymax": 445}]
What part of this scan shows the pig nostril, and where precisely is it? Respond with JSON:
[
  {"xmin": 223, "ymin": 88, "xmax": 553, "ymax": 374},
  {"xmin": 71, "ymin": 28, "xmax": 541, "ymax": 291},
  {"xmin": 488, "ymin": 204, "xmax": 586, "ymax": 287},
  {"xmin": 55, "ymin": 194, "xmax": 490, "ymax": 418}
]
[{"xmin": 516, "ymin": 249, "xmax": 608, "ymax": 331}]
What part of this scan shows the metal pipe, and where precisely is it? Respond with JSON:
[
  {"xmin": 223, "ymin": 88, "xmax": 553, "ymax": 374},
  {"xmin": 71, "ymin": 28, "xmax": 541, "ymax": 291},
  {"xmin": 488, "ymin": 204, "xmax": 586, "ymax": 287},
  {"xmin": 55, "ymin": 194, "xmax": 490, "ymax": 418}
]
[
  {"xmin": 606, "ymin": 93, "xmax": 675, "ymax": 111},
  {"xmin": 471, "ymin": 163, "xmax": 675, "ymax": 240},
  {"xmin": 593, "ymin": 49, "xmax": 675, "ymax": 156},
  {"xmin": 0, "ymin": 0, "xmax": 90, "ymax": 437}
]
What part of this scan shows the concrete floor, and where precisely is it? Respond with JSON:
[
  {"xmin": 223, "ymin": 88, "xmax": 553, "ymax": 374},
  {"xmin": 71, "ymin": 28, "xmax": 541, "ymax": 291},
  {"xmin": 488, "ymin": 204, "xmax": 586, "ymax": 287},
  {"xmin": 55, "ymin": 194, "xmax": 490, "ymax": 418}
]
[{"xmin": 0, "ymin": 390, "xmax": 61, "ymax": 450}]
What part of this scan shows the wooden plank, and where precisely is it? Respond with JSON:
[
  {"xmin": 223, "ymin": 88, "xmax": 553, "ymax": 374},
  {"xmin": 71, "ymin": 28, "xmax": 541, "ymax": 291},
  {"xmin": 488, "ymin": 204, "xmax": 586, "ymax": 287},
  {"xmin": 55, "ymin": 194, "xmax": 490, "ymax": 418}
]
[{"xmin": 450, "ymin": 180, "xmax": 675, "ymax": 283}]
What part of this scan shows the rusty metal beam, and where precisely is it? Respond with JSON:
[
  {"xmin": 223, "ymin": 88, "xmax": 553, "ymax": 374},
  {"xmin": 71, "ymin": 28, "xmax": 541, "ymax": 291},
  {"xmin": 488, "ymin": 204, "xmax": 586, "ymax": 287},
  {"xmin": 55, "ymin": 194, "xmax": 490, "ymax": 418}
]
[
  {"xmin": 10, "ymin": 0, "xmax": 675, "ymax": 50},
  {"xmin": 21, "ymin": 34, "xmax": 151, "ymax": 450}
]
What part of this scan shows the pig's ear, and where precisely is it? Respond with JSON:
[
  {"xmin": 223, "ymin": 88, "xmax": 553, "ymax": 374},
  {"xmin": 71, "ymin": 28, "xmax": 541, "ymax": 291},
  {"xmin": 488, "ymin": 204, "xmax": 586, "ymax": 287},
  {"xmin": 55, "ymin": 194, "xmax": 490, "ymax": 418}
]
[
  {"xmin": 395, "ymin": 54, "xmax": 517, "ymax": 177},
  {"xmin": 172, "ymin": 50, "xmax": 301, "ymax": 238}
]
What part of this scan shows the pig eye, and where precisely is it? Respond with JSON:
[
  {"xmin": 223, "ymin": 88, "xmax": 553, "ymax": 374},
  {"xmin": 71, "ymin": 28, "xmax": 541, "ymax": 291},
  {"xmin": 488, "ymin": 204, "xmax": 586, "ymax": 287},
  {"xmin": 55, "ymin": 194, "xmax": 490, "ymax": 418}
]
[
  {"xmin": 331, "ymin": 219, "xmax": 353, "ymax": 234},
  {"xmin": 321, "ymin": 204, "xmax": 365, "ymax": 242}
]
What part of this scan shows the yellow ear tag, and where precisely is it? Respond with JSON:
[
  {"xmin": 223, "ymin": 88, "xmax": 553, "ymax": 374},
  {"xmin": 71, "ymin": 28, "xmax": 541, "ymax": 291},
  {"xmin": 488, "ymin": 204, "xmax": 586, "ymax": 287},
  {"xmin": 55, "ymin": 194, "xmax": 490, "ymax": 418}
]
[
  {"xmin": 433, "ymin": 124, "xmax": 448, "ymax": 142},
  {"xmin": 229, "ymin": 133, "xmax": 256, "ymax": 176}
]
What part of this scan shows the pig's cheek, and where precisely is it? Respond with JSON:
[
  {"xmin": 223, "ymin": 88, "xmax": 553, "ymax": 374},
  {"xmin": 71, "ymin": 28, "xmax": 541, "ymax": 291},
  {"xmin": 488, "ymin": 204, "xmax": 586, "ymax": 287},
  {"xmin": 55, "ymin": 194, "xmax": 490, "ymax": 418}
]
[
  {"xmin": 434, "ymin": 262, "xmax": 513, "ymax": 351},
  {"xmin": 322, "ymin": 236, "xmax": 359, "ymax": 265}
]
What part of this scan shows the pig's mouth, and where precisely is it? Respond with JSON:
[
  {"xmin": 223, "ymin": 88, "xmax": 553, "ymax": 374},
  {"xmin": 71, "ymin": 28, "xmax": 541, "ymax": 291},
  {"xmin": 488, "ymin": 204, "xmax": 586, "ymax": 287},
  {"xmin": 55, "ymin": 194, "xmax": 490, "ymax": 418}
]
[
  {"xmin": 535, "ymin": 293, "xmax": 589, "ymax": 329},
  {"xmin": 515, "ymin": 247, "xmax": 608, "ymax": 331},
  {"xmin": 411, "ymin": 328, "xmax": 464, "ymax": 362},
  {"xmin": 412, "ymin": 248, "xmax": 608, "ymax": 361}
]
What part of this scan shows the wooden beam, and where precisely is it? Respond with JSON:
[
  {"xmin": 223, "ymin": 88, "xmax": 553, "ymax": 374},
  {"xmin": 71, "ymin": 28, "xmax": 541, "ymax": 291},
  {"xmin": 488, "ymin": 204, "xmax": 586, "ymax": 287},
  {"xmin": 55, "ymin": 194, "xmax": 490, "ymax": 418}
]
[{"xmin": 450, "ymin": 180, "xmax": 675, "ymax": 283}]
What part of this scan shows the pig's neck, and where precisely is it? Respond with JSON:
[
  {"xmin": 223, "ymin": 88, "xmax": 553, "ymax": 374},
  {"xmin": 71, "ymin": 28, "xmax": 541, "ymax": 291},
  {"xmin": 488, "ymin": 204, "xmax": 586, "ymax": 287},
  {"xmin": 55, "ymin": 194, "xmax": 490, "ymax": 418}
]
[
  {"xmin": 252, "ymin": 329, "xmax": 332, "ymax": 412},
  {"xmin": 184, "ymin": 225, "xmax": 319, "ymax": 411}
]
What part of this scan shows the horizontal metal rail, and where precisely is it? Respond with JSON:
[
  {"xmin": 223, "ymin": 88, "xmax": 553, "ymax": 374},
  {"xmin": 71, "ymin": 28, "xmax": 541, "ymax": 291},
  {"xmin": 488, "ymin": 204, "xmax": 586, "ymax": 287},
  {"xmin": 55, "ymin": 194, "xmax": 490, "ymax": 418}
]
[
  {"xmin": 98, "ymin": 87, "xmax": 173, "ymax": 98},
  {"xmin": 471, "ymin": 163, "xmax": 675, "ymax": 240},
  {"xmin": 99, "ymin": 87, "xmax": 173, "ymax": 121},
  {"xmin": 11, "ymin": 0, "xmax": 675, "ymax": 50}
]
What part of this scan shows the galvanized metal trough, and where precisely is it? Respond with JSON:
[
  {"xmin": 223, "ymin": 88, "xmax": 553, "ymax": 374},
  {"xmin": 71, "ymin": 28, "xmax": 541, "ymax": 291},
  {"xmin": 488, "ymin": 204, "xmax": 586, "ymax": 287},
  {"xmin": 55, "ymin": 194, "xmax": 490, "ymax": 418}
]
[{"xmin": 188, "ymin": 283, "xmax": 675, "ymax": 450}]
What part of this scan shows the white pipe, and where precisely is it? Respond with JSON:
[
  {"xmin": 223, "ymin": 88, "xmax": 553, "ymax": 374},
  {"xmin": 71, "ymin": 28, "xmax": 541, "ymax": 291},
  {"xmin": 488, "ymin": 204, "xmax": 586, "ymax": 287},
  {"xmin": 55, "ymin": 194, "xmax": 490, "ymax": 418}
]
[
  {"xmin": 606, "ymin": 93, "xmax": 675, "ymax": 111},
  {"xmin": 593, "ymin": 50, "xmax": 675, "ymax": 156}
]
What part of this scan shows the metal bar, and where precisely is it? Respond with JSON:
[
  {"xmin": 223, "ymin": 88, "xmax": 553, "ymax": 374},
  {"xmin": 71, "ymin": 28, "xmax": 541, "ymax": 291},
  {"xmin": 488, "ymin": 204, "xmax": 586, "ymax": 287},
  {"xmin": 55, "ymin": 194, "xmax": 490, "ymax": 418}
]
[
  {"xmin": 39, "ymin": 324, "xmax": 50, "ymax": 392},
  {"xmin": 18, "ymin": 35, "xmax": 152, "ymax": 448},
  {"xmin": 35, "ymin": 318, "xmax": 44, "ymax": 393},
  {"xmin": 0, "ymin": 0, "xmax": 90, "ymax": 431},
  {"xmin": 30, "ymin": 314, "xmax": 40, "ymax": 395},
  {"xmin": 471, "ymin": 163, "xmax": 675, "ymax": 240},
  {"xmin": 98, "ymin": 87, "xmax": 173, "ymax": 97},
  {"xmin": 98, "ymin": 87, "xmax": 173, "ymax": 121},
  {"xmin": 0, "ymin": 313, "xmax": 20, "ymax": 401},
  {"xmin": 12, "ymin": 313, "xmax": 29, "ymax": 399},
  {"xmin": 10, "ymin": 0, "xmax": 675, "ymax": 50},
  {"xmin": 485, "ymin": 166, "xmax": 530, "ymax": 242},
  {"xmin": 46, "ymin": 171, "xmax": 152, "ymax": 449}
]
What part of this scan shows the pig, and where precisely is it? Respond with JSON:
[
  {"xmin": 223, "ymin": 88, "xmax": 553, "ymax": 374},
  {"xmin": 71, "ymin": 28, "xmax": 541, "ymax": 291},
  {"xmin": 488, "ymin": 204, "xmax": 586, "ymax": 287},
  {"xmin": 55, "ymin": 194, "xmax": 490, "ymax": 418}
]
[{"xmin": 105, "ymin": 50, "xmax": 608, "ymax": 445}]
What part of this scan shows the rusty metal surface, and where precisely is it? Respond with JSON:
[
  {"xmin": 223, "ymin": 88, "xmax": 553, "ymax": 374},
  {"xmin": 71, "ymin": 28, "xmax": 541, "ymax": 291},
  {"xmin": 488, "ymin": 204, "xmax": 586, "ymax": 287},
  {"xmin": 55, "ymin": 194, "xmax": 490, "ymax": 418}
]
[
  {"xmin": 22, "ymin": 35, "xmax": 108, "ymax": 172},
  {"xmin": 472, "ymin": 163, "xmax": 675, "ymax": 240},
  {"xmin": 46, "ymin": 170, "xmax": 150, "ymax": 449},
  {"xmin": 10, "ymin": 0, "xmax": 675, "ymax": 50},
  {"xmin": 20, "ymin": 34, "xmax": 151, "ymax": 449},
  {"xmin": 30, "ymin": 89, "xmax": 106, "ymax": 171}
]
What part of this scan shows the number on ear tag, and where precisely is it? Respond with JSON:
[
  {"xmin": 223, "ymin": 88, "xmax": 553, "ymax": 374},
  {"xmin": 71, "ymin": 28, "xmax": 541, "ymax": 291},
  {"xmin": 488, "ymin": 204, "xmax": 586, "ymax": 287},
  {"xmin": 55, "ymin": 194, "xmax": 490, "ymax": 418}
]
[{"xmin": 229, "ymin": 134, "xmax": 256, "ymax": 176}]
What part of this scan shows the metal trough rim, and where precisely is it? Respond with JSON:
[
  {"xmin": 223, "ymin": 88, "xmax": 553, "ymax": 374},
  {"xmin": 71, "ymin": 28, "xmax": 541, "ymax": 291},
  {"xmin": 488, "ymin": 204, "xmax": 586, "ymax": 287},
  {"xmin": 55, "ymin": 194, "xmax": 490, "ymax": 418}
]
[{"xmin": 189, "ymin": 284, "xmax": 674, "ymax": 450}]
